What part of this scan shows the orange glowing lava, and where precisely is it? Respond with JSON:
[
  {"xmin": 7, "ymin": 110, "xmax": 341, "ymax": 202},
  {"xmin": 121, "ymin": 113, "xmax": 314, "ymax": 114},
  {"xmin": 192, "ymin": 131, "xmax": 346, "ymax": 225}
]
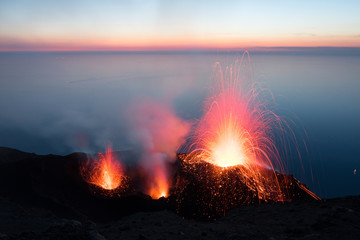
[
  {"xmin": 81, "ymin": 146, "xmax": 124, "ymax": 190},
  {"xmin": 149, "ymin": 180, "xmax": 168, "ymax": 199},
  {"xmin": 147, "ymin": 164, "xmax": 169, "ymax": 199},
  {"xmin": 212, "ymin": 133, "xmax": 245, "ymax": 167},
  {"xmin": 185, "ymin": 52, "xmax": 288, "ymax": 201},
  {"xmin": 207, "ymin": 115, "xmax": 250, "ymax": 168}
]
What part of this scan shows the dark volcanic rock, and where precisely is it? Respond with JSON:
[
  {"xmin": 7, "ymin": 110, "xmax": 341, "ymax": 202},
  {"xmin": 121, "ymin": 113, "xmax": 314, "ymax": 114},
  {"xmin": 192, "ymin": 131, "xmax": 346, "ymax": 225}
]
[
  {"xmin": 0, "ymin": 148, "xmax": 168, "ymax": 222},
  {"xmin": 0, "ymin": 147, "xmax": 318, "ymax": 222},
  {"xmin": 0, "ymin": 147, "xmax": 359, "ymax": 239},
  {"xmin": 169, "ymin": 153, "xmax": 318, "ymax": 219}
]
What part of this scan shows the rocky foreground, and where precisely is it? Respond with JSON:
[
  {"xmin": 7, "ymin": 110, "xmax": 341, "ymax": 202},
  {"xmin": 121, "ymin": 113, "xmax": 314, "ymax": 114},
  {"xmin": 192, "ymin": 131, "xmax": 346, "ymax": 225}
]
[
  {"xmin": 0, "ymin": 147, "xmax": 359, "ymax": 239},
  {"xmin": 0, "ymin": 195, "xmax": 359, "ymax": 240}
]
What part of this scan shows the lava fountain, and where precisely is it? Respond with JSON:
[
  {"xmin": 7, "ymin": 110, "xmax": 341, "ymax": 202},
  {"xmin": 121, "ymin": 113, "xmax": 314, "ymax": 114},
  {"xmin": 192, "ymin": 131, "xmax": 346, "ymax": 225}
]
[
  {"xmin": 147, "ymin": 160, "xmax": 169, "ymax": 199},
  {"xmin": 184, "ymin": 52, "xmax": 290, "ymax": 201},
  {"xmin": 81, "ymin": 145, "xmax": 124, "ymax": 191}
]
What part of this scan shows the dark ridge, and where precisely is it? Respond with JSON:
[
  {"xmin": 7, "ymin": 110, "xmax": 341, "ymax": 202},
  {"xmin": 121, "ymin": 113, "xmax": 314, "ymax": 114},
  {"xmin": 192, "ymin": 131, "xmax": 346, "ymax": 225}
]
[{"xmin": 0, "ymin": 147, "xmax": 319, "ymax": 222}]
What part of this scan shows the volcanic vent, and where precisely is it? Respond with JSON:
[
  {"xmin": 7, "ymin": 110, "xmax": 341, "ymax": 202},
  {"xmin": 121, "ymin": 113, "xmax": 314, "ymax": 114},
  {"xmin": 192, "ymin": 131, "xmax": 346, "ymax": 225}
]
[{"xmin": 169, "ymin": 153, "xmax": 319, "ymax": 219}]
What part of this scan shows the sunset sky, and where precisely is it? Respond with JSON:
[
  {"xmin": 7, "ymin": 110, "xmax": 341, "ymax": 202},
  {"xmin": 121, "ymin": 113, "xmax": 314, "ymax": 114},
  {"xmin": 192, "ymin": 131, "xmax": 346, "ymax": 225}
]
[{"xmin": 1, "ymin": 0, "xmax": 359, "ymax": 51}]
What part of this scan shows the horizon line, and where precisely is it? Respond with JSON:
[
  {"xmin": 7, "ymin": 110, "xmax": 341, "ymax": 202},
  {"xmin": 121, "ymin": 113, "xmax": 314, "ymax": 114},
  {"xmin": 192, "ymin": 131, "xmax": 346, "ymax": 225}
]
[{"xmin": 1, "ymin": 46, "xmax": 360, "ymax": 55}]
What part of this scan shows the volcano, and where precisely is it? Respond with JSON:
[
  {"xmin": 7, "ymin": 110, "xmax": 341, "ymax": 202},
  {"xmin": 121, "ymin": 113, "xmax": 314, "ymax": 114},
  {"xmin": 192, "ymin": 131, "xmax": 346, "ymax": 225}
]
[
  {"xmin": 170, "ymin": 153, "xmax": 319, "ymax": 219},
  {"xmin": 0, "ymin": 147, "xmax": 319, "ymax": 222}
]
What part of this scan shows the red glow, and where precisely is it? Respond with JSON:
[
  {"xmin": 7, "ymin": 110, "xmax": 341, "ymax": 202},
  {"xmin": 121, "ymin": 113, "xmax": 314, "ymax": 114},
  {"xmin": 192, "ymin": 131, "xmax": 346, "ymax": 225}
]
[
  {"xmin": 81, "ymin": 145, "xmax": 124, "ymax": 190},
  {"xmin": 185, "ymin": 52, "xmax": 287, "ymax": 201},
  {"xmin": 148, "ymin": 164, "xmax": 169, "ymax": 199},
  {"xmin": 1, "ymin": 34, "xmax": 359, "ymax": 52}
]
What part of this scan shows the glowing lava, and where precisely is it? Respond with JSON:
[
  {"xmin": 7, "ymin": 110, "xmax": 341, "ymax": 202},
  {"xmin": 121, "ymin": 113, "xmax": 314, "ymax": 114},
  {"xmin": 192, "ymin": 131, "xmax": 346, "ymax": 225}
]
[
  {"xmin": 148, "ymin": 169, "xmax": 168, "ymax": 199},
  {"xmin": 81, "ymin": 145, "xmax": 124, "ymax": 191},
  {"xmin": 208, "ymin": 115, "xmax": 249, "ymax": 168},
  {"xmin": 185, "ymin": 52, "xmax": 287, "ymax": 201}
]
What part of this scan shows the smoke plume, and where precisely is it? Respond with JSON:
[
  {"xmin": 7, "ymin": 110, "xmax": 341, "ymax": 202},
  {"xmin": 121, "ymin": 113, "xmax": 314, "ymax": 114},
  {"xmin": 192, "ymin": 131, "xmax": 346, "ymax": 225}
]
[{"xmin": 126, "ymin": 100, "xmax": 190, "ymax": 198}]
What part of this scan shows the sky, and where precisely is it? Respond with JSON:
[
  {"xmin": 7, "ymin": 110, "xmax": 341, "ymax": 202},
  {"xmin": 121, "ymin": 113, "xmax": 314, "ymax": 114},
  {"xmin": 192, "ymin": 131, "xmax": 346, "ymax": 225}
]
[{"xmin": 0, "ymin": 0, "xmax": 360, "ymax": 51}]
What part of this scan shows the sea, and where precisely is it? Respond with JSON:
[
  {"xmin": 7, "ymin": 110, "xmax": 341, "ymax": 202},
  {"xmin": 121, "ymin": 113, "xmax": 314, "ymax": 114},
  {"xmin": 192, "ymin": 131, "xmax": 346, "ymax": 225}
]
[{"xmin": 0, "ymin": 51, "xmax": 359, "ymax": 198}]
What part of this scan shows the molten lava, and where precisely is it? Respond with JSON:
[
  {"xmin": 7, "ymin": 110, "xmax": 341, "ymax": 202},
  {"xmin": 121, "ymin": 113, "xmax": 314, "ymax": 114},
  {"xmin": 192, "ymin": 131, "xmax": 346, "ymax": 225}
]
[
  {"xmin": 81, "ymin": 146, "xmax": 124, "ymax": 191},
  {"xmin": 208, "ymin": 116, "xmax": 249, "ymax": 167},
  {"xmin": 185, "ymin": 52, "xmax": 288, "ymax": 201},
  {"xmin": 148, "ymin": 169, "xmax": 168, "ymax": 199}
]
